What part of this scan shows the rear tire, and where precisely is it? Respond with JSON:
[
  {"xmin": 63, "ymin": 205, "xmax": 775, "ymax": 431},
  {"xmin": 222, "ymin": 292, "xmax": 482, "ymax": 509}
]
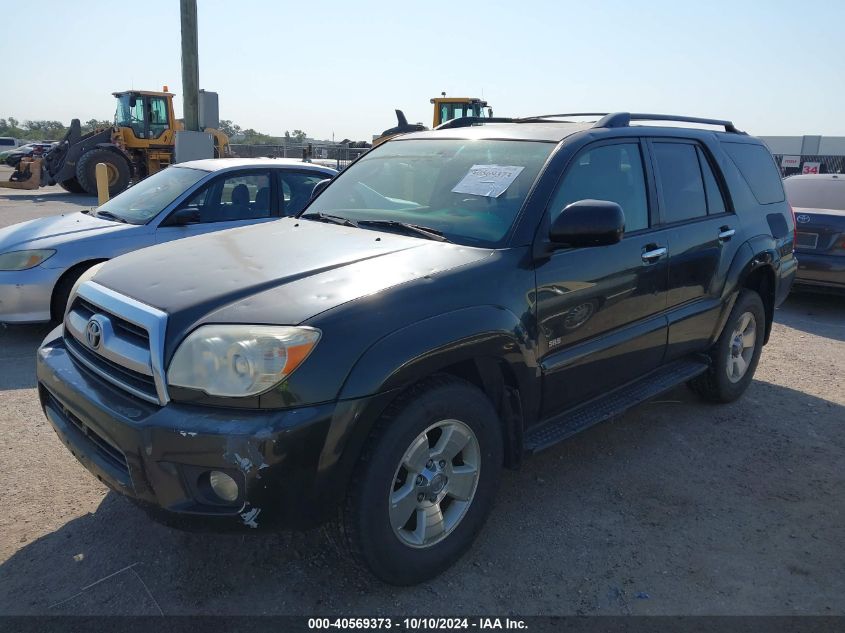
[
  {"xmin": 76, "ymin": 148, "xmax": 131, "ymax": 196},
  {"xmin": 689, "ymin": 289, "xmax": 765, "ymax": 403},
  {"xmin": 339, "ymin": 376, "xmax": 503, "ymax": 585},
  {"xmin": 58, "ymin": 177, "xmax": 85, "ymax": 193}
]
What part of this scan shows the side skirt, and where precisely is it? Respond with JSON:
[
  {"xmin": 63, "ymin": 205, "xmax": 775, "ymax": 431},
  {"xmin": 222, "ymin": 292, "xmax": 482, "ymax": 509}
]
[{"xmin": 524, "ymin": 357, "xmax": 709, "ymax": 453}]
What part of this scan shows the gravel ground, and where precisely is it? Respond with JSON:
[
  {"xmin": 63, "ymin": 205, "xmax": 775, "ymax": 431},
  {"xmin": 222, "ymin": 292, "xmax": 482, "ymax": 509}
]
[{"xmin": 0, "ymin": 176, "xmax": 843, "ymax": 615}]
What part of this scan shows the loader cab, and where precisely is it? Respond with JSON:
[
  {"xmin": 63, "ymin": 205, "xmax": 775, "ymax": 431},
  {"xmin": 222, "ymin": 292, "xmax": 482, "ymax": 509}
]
[
  {"xmin": 430, "ymin": 97, "xmax": 492, "ymax": 128},
  {"xmin": 113, "ymin": 90, "xmax": 176, "ymax": 143}
]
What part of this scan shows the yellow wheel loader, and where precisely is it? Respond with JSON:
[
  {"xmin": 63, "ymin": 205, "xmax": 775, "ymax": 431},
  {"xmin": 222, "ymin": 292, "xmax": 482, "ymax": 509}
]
[
  {"xmin": 1, "ymin": 88, "xmax": 228, "ymax": 196},
  {"xmin": 373, "ymin": 95, "xmax": 493, "ymax": 146}
]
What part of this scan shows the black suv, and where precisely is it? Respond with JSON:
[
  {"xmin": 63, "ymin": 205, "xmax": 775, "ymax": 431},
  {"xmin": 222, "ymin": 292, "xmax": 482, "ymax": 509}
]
[{"xmin": 37, "ymin": 112, "xmax": 796, "ymax": 585}]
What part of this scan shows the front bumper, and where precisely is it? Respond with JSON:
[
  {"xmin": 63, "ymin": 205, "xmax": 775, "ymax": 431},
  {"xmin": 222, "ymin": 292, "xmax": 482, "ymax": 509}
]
[
  {"xmin": 0, "ymin": 266, "xmax": 60, "ymax": 323},
  {"xmin": 794, "ymin": 251, "xmax": 845, "ymax": 293},
  {"xmin": 37, "ymin": 330, "xmax": 381, "ymax": 530}
]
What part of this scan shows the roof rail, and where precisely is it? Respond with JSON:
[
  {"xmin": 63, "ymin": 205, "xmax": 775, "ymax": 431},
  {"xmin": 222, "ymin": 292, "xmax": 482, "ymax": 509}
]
[
  {"xmin": 594, "ymin": 112, "xmax": 745, "ymax": 134},
  {"xmin": 516, "ymin": 113, "xmax": 609, "ymax": 122},
  {"xmin": 435, "ymin": 116, "xmax": 516, "ymax": 130}
]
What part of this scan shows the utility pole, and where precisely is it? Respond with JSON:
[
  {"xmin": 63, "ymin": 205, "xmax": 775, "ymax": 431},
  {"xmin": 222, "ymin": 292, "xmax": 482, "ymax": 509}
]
[{"xmin": 180, "ymin": 0, "xmax": 200, "ymax": 131}]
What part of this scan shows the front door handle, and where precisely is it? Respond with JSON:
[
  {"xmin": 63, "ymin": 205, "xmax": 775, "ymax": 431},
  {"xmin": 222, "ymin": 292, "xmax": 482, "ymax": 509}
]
[
  {"xmin": 641, "ymin": 246, "xmax": 668, "ymax": 263},
  {"xmin": 718, "ymin": 226, "xmax": 736, "ymax": 242}
]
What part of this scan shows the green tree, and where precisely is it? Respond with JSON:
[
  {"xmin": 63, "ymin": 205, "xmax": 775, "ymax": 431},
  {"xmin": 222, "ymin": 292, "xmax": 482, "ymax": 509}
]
[
  {"xmin": 218, "ymin": 119, "xmax": 242, "ymax": 137},
  {"xmin": 82, "ymin": 119, "xmax": 112, "ymax": 134}
]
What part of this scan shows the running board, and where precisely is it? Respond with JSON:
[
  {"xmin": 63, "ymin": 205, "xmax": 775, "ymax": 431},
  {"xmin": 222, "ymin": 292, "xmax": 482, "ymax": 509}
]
[{"xmin": 524, "ymin": 358, "xmax": 709, "ymax": 453}]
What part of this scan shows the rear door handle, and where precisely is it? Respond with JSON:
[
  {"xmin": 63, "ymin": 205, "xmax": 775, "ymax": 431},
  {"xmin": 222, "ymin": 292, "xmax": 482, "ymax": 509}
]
[
  {"xmin": 718, "ymin": 226, "xmax": 736, "ymax": 242},
  {"xmin": 641, "ymin": 246, "xmax": 668, "ymax": 263}
]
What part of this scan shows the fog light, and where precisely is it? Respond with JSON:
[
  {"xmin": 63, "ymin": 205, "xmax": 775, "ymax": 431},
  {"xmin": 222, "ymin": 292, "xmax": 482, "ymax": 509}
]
[{"xmin": 208, "ymin": 470, "xmax": 239, "ymax": 502}]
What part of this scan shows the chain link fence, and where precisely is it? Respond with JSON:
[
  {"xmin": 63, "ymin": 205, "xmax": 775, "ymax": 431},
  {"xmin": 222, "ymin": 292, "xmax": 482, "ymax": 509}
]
[
  {"xmin": 772, "ymin": 154, "xmax": 845, "ymax": 178},
  {"xmin": 228, "ymin": 143, "xmax": 369, "ymax": 171}
]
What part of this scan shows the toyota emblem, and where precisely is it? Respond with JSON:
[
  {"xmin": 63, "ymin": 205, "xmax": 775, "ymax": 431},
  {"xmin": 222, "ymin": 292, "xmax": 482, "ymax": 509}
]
[
  {"xmin": 796, "ymin": 214, "xmax": 811, "ymax": 224},
  {"xmin": 85, "ymin": 318, "xmax": 103, "ymax": 349}
]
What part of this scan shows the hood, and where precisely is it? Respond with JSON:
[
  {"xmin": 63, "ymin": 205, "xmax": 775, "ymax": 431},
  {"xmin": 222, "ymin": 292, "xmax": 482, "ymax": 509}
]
[
  {"xmin": 0, "ymin": 212, "xmax": 135, "ymax": 252},
  {"xmin": 92, "ymin": 217, "xmax": 492, "ymax": 343}
]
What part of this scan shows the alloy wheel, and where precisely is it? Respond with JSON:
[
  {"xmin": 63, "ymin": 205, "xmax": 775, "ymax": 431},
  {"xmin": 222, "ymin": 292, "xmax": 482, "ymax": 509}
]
[
  {"xmin": 726, "ymin": 311, "xmax": 756, "ymax": 383},
  {"xmin": 388, "ymin": 419, "xmax": 481, "ymax": 548}
]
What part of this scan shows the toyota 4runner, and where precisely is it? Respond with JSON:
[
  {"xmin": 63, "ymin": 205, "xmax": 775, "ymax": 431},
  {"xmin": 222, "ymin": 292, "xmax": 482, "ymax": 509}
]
[{"xmin": 36, "ymin": 112, "xmax": 797, "ymax": 585}]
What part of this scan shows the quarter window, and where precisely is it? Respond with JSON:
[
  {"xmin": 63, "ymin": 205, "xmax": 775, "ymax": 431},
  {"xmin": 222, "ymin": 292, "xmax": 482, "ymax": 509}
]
[
  {"xmin": 550, "ymin": 143, "xmax": 649, "ymax": 232},
  {"xmin": 652, "ymin": 142, "xmax": 707, "ymax": 223},
  {"xmin": 721, "ymin": 142, "xmax": 785, "ymax": 205}
]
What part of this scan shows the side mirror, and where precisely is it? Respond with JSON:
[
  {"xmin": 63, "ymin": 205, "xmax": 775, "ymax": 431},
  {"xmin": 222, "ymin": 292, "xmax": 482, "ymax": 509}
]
[
  {"xmin": 167, "ymin": 207, "xmax": 201, "ymax": 226},
  {"xmin": 549, "ymin": 199, "xmax": 625, "ymax": 248},
  {"xmin": 311, "ymin": 178, "xmax": 332, "ymax": 201}
]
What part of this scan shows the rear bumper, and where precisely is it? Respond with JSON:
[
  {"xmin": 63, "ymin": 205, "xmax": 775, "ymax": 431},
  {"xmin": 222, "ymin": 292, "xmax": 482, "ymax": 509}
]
[
  {"xmin": 0, "ymin": 267, "xmax": 59, "ymax": 323},
  {"xmin": 794, "ymin": 251, "xmax": 845, "ymax": 292},
  {"xmin": 37, "ymin": 330, "xmax": 387, "ymax": 530}
]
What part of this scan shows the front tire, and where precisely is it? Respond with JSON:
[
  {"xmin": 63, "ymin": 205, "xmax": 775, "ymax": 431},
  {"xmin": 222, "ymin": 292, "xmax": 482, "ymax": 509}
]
[
  {"xmin": 689, "ymin": 289, "xmax": 766, "ymax": 403},
  {"xmin": 75, "ymin": 148, "xmax": 131, "ymax": 196},
  {"xmin": 340, "ymin": 376, "xmax": 503, "ymax": 585}
]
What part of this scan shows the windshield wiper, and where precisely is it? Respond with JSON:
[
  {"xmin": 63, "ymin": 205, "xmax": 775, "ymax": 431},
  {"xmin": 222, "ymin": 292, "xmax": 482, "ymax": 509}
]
[
  {"xmin": 357, "ymin": 220, "xmax": 451, "ymax": 243},
  {"xmin": 301, "ymin": 212, "xmax": 359, "ymax": 228},
  {"xmin": 94, "ymin": 210, "xmax": 128, "ymax": 224}
]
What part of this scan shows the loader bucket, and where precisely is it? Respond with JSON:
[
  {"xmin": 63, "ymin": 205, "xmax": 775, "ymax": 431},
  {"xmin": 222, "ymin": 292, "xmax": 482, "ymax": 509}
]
[{"xmin": 0, "ymin": 158, "xmax": 43, "ymax": 190}]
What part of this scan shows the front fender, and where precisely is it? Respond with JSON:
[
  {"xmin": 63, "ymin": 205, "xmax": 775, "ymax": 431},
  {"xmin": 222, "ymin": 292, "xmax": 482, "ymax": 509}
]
[
  {"xmin": 311, "ymin": 306, "xmax": 538, "ymax": 512},
  {"xmin": 338, "ymin": 304, "xmax": 538, "ymax": 403}
]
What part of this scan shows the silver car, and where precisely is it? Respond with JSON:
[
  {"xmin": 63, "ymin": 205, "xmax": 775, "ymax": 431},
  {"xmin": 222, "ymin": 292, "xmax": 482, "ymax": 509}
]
[{"xmin": 0, "ymin": 158, "xmax": 336, "ymax": 323}]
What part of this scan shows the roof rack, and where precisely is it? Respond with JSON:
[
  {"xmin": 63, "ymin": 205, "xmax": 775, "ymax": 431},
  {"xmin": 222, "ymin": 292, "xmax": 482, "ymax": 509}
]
[
  {"xmin": 434, "ymin": 112, "xmax": 745, "ymax": 134},
  {"xmin": 594, "ymin": 112, "xmax": 744, "ymax": 134}
]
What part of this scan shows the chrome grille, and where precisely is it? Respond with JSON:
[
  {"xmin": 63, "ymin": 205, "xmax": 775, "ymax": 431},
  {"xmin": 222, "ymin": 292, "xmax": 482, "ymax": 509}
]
[{"xmin": 63, "ymin": 281, "xmax": 169, "ymax": 405}]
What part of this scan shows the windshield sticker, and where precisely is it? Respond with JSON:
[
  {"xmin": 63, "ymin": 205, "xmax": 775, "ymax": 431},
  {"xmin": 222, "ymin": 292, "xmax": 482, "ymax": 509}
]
[{"xmin": 451, "ymin": 165, "xmax": 525, "ymax": 198}]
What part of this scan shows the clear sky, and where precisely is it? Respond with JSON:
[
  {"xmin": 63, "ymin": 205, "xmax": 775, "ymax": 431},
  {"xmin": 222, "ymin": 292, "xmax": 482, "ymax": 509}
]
[{"xmin": 2, "ymin": 0, "xmax": 844, "ymax": 141}]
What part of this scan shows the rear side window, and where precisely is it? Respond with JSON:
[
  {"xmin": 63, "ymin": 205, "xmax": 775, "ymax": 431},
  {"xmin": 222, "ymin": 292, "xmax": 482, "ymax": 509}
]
[
  {"xmin": 721, "ymin": 142, "xmax": 785, "ymax": 204},
  {"xmin": 652, "ymin": 142, "xmax": 707, "ymax": 222},
  {"xmin": 0, "ymin": 139, "xmax": 15, "ymax": 147}
]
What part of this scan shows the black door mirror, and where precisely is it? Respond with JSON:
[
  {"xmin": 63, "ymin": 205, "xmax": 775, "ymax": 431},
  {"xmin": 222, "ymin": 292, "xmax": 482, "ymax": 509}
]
[
  {"xmin": 549, "ymin": 199, "xmax": 625, "ymax": 248},
  {"xmin": 167, "ymin": 207, "xmax": 201, "ymax": 226},
  {"xmin": 311, "ymin": 178, "xmax": 332, "ymax": 201}
]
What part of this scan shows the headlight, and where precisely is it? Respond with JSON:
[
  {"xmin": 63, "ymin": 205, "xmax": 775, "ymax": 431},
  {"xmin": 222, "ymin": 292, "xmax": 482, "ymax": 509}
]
[
  {"xmin": 0, "ymin": 249, "xmax": 56, "ymax": 271},
  {"xmin": 167, "ymin": 325, "xmax": 321, "ymax": 397}
]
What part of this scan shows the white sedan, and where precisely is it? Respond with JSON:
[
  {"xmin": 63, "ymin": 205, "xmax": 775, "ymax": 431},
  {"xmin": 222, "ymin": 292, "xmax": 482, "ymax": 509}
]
[{"xmin": 0, "ymin": 158, "xmax": 336, "ymax": 323}]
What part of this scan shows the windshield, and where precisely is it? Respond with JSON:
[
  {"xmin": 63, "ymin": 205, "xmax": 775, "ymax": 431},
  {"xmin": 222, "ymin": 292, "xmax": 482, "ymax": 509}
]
[
  {"xmin": 304, "ymin": 139, "xmax": 554, "ymax": 246},
  {"xmin": 784, "ymin": 177, "xmax": 845, "ymax": 211},
  {"xmin": 114, "ymin": 94, "xmax": 132, "ymax": 127},
  {"xmin": 97, "ymin": 167, "xmax": 207, "ymax": 224}
]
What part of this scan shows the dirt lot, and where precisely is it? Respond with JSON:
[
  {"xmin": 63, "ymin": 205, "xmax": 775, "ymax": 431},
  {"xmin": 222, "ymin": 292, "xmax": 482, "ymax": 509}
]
[{"xmin": 0, "ymin": 176, "xmax": 843, "ymax": 615}]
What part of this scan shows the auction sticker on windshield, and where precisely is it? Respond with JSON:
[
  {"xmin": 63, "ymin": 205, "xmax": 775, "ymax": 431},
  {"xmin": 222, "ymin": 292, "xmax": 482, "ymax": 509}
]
[{"xmin": 452, "ymin": 164, "xmax": 525, "ymax": 198}]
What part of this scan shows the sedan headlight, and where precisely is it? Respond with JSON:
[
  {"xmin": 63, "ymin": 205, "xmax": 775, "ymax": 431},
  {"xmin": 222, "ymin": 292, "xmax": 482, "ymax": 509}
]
[
  {"xmin": 0, "ymin": 249, "xmax": 56, "ymax": 271},
  {"xmin": 167, "ymin": 325, "xmax": 321, "ymax": 397}
]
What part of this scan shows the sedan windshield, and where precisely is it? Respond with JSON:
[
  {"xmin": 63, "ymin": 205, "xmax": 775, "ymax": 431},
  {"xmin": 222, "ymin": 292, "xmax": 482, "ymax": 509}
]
[
  {"xmin": 304, "ymin": 139, "xmax": 555, "ymax": 246},
  {"xmin": 96, "ymin": 166, "xmax": 207, "ymax": 224}
]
